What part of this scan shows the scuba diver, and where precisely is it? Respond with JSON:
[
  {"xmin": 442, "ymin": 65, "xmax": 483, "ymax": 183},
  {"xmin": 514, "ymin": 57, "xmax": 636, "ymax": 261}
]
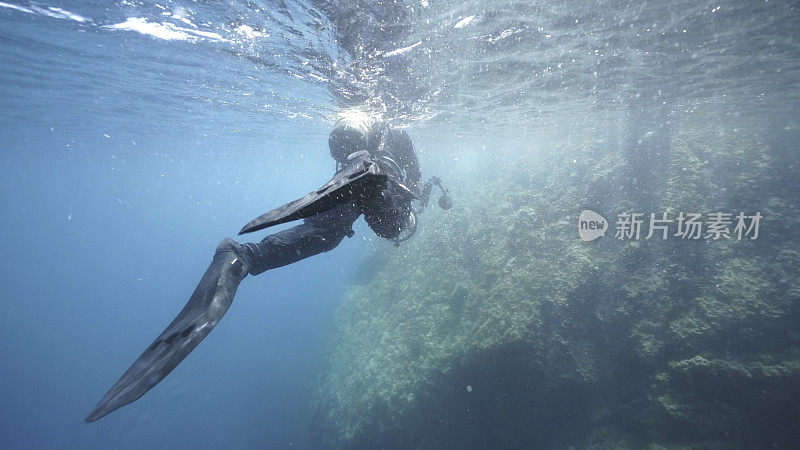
[{"xmin": 85, "ymin": 111, "xmax": 451, "ymax": 422}]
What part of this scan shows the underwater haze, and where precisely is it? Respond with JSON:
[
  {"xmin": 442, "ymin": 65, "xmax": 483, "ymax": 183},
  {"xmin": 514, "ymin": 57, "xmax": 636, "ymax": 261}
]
[{"xmin": 1, "ymin": 0, "xmax": 799, "ymax": 448}]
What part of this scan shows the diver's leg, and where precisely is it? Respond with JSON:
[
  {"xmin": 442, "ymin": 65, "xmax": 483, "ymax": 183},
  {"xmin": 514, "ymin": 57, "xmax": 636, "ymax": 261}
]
[
  {"xmin": 86, "ymin": 238, "xmax": 253, "ymax": 422},
  {"xmin": 245, "ymin": 202, "xmax": 360, "ymax": 275}
]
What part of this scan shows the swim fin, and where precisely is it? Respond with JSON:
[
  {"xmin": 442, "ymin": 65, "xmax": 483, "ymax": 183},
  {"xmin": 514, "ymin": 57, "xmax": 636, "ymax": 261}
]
[
  {"xmin": 239, "ymin": 153, "xmax": 387, "ymax": 235},
  {"xmin": 85, "ymin": 239, "xmax": 249, "ymax": 422}
]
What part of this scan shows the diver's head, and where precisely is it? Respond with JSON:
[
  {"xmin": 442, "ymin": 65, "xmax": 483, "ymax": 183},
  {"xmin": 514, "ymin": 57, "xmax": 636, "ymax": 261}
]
[{"xmin": 329, "ymin": 110, "xmax": 375, "ymax": 163}]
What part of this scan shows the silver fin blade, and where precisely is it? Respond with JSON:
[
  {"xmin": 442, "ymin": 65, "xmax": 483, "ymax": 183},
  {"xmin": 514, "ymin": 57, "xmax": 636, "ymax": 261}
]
[{"xmin": 85, "ymin": 248, "xmax": 246, "ymax": 422}]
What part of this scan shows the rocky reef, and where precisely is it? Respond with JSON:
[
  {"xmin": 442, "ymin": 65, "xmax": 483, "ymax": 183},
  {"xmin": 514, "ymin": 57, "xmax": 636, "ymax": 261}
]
[{"xmin": 312, "ymin": 116, "xmax": 800, "ymax": 448}]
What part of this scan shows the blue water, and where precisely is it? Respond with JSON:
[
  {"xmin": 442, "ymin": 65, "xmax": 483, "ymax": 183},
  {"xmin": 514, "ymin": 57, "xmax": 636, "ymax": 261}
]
[
  {"xmin": 2, "ymin": 0, "xmax": 799, "ymax": 448},
  {"xmin": 0, "ymin": 1, "xmax": 372, "ymax": 447}
]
